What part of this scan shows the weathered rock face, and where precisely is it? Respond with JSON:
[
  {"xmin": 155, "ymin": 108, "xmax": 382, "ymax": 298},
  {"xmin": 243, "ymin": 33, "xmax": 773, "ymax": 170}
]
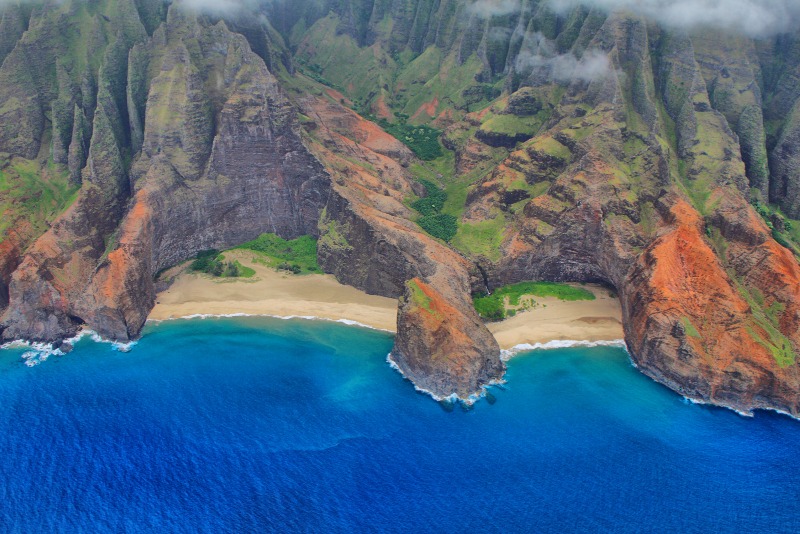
[
  {"xmin": 297, "ymin": 93, "xmax": 504, "ymax": 398},
  {"xmin": 626, "ymin": 197, "xmax": 800, "ymax": 415},
  {"xmin": 395, "ymin": 278, "xmax": 502, "ymax": 398},
  {"xmin": 2, "ymin": 1, "xmax": 800, "ymax": 412},
  {"xmin": 444, "ymin": 11, "xmax": 800, "ymax": 415},
  {"xmin": 1, "ymin": 5, "xmax": 330, "ymax": 342}
]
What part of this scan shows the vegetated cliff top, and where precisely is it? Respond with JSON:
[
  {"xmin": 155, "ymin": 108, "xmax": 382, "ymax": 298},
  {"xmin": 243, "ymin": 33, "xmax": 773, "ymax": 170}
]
[{"xmin": 2, "ymin": 0, "xmax": 800, "ymax": 416}]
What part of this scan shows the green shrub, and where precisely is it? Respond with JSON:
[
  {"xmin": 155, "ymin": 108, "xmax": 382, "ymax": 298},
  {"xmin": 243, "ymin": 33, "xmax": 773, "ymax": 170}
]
[
  {"xmin": 190, "ymin": 250, "xmax": 221, "ymax": 273},
  {"xmin": 473, "ymin": 295, "xmax": 505, "ymax": 321},
  {"xmin": 224, "ymin": 261, "xmax": 240, "ymax": 278},
  {"xmin": 411, "ymin": 179, "xmax": 457, "ymax": 241},
  {"xmin": 418, "ymin": 214, "xmax": 458, "ymax": 242},
  {"xmin": 378, "ymin": 120, "xmax": 442, "ymax": 160},
  {"xmin": 772, "ymin": 229, "xmax": 795, "ymax": 252},
  {"xmin": 472, "ymin": 281, "xmax": 597, "ymax": 321},
  {"xmin": 412, "ymin": 179, "xmax": 448, "ymax": 216},
  {"xmin": 190, "ymin": 251, "xmax": 255, "ymax": 278},
  {"xmin": 235, "ymin": 234, "xmax": 320, "ymax": 274}
]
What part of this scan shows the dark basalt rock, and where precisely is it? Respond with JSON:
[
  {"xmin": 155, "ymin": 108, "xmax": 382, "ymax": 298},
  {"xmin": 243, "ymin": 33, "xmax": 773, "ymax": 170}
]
[
  {"xmin": 475, "ymin": 128, "xmax": 530, "ymax": 148},
  {"xmin": 1, "ymin": 1, "xmax": 800, "ymax": 413}
]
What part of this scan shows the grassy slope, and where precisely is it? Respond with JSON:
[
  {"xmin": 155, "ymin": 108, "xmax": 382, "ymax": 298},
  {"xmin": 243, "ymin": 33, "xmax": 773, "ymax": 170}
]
[
  {"xmin": 473, "ymin": 281, "xmax": 597, "ymax": 321},
  {"xmin": 0, "ymin": 157, "xmax": 79, "ymax": 243},
  {"xmin": 234, "ymin": 233, "xmax": 321, "ymax": 275},
  {"xmin": 294, "ymin": 13, "xmax": 494, "ymax": 125}
]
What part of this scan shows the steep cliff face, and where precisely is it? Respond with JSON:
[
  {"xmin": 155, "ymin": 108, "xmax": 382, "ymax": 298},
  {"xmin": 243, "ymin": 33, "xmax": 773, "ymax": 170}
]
[
  {"xmin": 2, "ymin": 0, "xmax": 800, "ymax": 413},
  {"xmin": 441, "ymin": 11, "xmax": 800, "ymax": 414},
  {"xmin": 1, "ymin": 3, "xmax": 330, "ymax": 341},
  {"xmin": 296, "ymin": 92, "xmax": 504, "ymax": 398}
]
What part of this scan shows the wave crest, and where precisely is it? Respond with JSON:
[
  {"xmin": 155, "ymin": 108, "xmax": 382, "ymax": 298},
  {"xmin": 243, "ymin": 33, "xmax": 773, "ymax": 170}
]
[
  {"xmin": 1, "ymin": 330, "xmax": 138, "ymax": 367},
  {"xmin": 148, "ymin": 313, "xmax": 393, "ymax": 332},
  {"xmin": 500, "ymin": 339, "xmax": 628, "ymax": 361}
]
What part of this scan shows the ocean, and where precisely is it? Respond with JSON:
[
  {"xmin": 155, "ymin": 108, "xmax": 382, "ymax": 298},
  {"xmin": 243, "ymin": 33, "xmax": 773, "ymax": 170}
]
[{"xmin": 1, "ymin": 316, "xmax": 799, "ymax": 533}]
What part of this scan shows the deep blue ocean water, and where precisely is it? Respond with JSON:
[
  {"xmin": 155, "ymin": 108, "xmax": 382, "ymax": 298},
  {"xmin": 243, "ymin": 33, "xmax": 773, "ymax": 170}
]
[{"xmin": 1, "ymin": 316, "xmax": 799, "ymax": 533}]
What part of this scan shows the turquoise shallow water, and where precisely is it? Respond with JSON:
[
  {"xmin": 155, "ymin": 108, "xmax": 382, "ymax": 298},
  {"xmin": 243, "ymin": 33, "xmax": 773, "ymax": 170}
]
[{"xmin": 1, "ymin": 316, "xmax": 799, "ymax": 533}]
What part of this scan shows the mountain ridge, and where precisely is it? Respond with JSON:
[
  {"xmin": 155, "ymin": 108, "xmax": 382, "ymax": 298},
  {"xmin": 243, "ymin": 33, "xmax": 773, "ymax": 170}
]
[{"xmin": 2, "ymin": 0, "xmax": 800, "ymax": 415}]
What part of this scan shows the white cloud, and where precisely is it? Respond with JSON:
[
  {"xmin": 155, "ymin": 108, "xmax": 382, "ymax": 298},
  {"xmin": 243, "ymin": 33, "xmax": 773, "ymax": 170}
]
[
  {"xmin": 516, "ymin": 48, "xmax": 615, "ymax": 82},
  {"xmin": 547, "ymin": 0, "xmax": 800, "ymax": 37},
  {"xmin": 176, "ymin": 0, "xmax": 254, "ymax": 15},
  {"xmin": 467, "ymin": 0, "xmax": 521, "ymax": 18}
]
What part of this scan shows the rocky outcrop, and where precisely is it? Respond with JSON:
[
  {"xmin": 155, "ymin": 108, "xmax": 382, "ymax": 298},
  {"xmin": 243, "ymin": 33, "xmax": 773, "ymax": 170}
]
[
  {"xmin": 395, "ymin": 278, "xmax": 502, "ymax": 399},
  {"xmin": 1, "ymin": 6, "xmax": 330, "ymax": 342},
  {"xmin": 2, "ymin": 1, "xmax": 800, "ymax": 413},
  {"xmin": 299, "ymin": 94, "xmax": 504, "ymax": 399},
  {"xmin": 626, "ymin": 196, "xmax": 800, "ymax": 415},
  {"xmin": 771, "ymin": 102, "xmax": 800, "ymax": 217}
]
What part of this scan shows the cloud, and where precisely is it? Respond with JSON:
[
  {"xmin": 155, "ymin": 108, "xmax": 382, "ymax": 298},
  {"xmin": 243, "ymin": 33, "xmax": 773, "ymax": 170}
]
[
  {"xmin": 512, "ymin": 31, "xmax": 615, "ymax": 83},
  {"xmin": 176, "ymin": 0, "xmax": 257, "ymax": 15},
  {"xmin": 547, "ymin": 0, "xmax": 800, "ymax": 37},
  {"xmin": 467, "ymin": 0, "xmax": 521, "ymax": 18},
  {"xmin": 488, "ymin": 26, "xmax": 513, "ymax": 41},
  {"xmin": 516, "ymin": 48, "xmax": 615, "ymax": 83}
]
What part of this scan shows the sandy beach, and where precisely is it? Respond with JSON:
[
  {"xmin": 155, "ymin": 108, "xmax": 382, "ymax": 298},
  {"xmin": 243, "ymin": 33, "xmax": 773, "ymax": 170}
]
[
  {"xmin": 149, "ymin": 251, "xmax": 398, "ymax": 331},
  {"xmin": 487, "ymin": 287, "xmax": 624, "ymax": 350},
  {"xmin": 149, "ymin": 252, "xmax": 624, "ymax": 349}
]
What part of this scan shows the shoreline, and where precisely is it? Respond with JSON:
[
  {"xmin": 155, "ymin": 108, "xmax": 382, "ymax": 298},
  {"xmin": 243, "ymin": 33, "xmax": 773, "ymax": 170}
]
[
  {"xmin": 3, "ymin": 253, "xmax": 626, "ymax": 360},
  {"xmin": 149, "ymin": 250, "xmax": 398, "ymax": 332},
  {"xmin": 147, "ymin": 312, "xmax": 395, "ymax": 333},
  {"xmin": 149, "ymin": 252, "xmax": 625, "ymax": 351}
]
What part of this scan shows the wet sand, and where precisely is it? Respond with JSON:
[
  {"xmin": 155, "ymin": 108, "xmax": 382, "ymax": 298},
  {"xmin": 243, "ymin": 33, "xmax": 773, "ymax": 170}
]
[
  {"xmin": 148, "ymin": 251, "xmax": 398, "ymax": 331},
  {"xmin": 149, "ymin": 254, "xmax": 623, "ymax": 349},
  {"xmin": 487, "ymin": 286, "xmax": 624, "ymax": 350}
]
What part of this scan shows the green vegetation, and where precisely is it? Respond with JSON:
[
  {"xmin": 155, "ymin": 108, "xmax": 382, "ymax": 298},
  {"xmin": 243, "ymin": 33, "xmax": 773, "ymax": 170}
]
[
  {"xmin": 418, "ymin": 214, "xmax": 458, "ymax": 242},
  {"xmin": 733, "ymin": 280, "xmax": 797, "ymax": 367},
  {"xmin": 407, "ymin": 279, "xmax": 443, "ymax": 319},
  {"xmin": 751, "ymin": 201, "xmax": 800, "ymax": 257},
  {"xmin": 234, "ymin": 233, "xmax": 321, "ymax": 274},
  {"xmin": 480, "ymin": 113, "xmax": 543, "ymax": 137},
  {"xmin": 450, "ymin": 215, "xmax": 507, "ymax": 261},
  {"xmin": 295, "ymin": 61, "xmax": 344, "ymax": 92},
  {"xmin": 473, "ymin": 281, "xmax": 596, "ymax": 321},
  {"xmin": 409, "ymin": 141, "xmax": 511, "ymax": 258},
  {"xmin": 680, "ymin": 316, "xmax": 702, "ymax": 338},
  {"xmin": 190, "ymin": 250, "xmax": 255, "ymax": 279},
  {"xmin": 411, "ymin": 179, "xmax": 447, "ymax": 216},
  {"xmin": 394, "ymin": 49, "xmax": 487, "ymax": 116},
  {"xmin": 378, "ymin": 119, "xmax": 442, "ymax": 160},
  {"xmin": 0, "ymin": 159, "xmax": 79, "ymax": 242},
  {"xmin": 473, "ymin": 294, "xmax": 506, "ymax": 321},
  {"xmin": 411, "ymin": 180, "xmax": 458, "ymax": 242},
  {"xmin": 318, "ymin": 215, "xmax": 353, "ymax": 253},
  {"xmin": 408, "ymin": 279, "xmax": 433, "ymax": 311}
]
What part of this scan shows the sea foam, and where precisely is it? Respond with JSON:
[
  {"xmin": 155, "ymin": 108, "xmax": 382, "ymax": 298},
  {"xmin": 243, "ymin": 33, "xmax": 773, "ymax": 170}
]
[
  {"xmin": 148, "ymin": 313, "xmax": 394, "ymax": 332},
  {"xmin": 500, "ymin": 338, "xmax": 628, "ymax": 361},
  {"xmin": 0, "ymin": 329, "xmax": 137, "ymax": 367},
  {"xmin": 386, "ymin": 352, "xmax": 506, "ymax": 405}
]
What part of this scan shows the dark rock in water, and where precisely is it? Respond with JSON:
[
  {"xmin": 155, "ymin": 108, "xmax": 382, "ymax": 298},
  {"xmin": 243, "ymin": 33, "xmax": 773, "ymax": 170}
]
[
  {"xmin": 485, "ymin": 391, "xmax": 497, "ymax": 405},
  {"xmin": 58, "ymin": 342, "xmax": 73, "ymax": 354},
  {"xmin": 439, "ymin": 399, "xmax": 455, "ymax": 413}
]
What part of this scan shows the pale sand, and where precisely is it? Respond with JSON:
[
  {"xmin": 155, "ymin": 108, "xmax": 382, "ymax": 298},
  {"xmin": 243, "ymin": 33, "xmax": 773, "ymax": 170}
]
[
  {"xmin": 148, "ymin": 251, "xmax": 398, "ymax": 331},
  {"xmin": 488, "ymin": 285, "xmax": 624, "ymax": 350},
  {"xmin": 149, "ymin": 253, "xmax": 623, "ymax": 349}
]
